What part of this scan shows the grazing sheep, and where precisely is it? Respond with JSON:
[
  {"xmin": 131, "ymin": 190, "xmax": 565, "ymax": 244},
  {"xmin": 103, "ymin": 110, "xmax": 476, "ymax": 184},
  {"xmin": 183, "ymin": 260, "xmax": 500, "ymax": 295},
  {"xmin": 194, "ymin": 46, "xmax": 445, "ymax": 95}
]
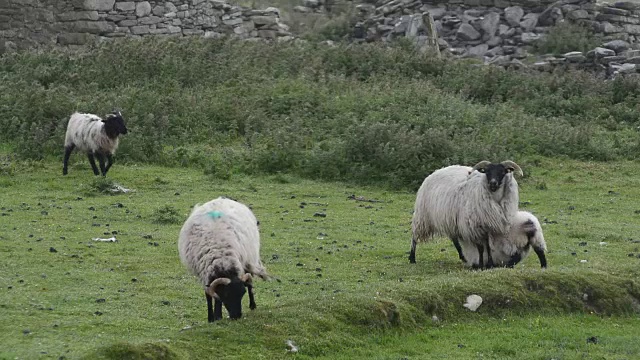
[
  {"xmin": 409, "ymin": 160, "xmax": 522, "ymax": 269},
  {"xmin": 62, "ymin": 111, "xmax": 128, "ymax": 176},
  {"xmin": 460, "ymin": 211, "xmax": 547, "ymax": 268},
  {"xmin": 178, "ymin": 197, "xmax": 268, "ymax": 322}
]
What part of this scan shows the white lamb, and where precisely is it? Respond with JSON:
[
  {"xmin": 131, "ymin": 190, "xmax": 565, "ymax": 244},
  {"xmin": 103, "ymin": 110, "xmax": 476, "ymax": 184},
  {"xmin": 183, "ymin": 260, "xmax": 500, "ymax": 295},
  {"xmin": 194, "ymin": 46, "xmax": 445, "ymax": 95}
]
[
  {"xmin": 62, "ymin": 111, "xmax": 128, "ymax": 176},
  {"xmin": 460, "ymin": 210, "xmax": 547, "ymax": 268},
  {"xmin": 178, "ymin": 197, "xmax": 268, "ymax": 322}
]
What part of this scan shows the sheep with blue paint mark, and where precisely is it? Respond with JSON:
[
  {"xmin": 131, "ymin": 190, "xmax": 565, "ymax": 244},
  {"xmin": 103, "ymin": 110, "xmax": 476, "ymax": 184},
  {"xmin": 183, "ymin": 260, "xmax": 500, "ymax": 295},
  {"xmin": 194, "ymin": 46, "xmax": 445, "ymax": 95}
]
[
  {"xmin": 178, "ymin": 197, "xmax": 268, "ymax": 322},
  {"xmin": 62, "ymin": 111, "xmax": 128, "ymax": 176},
  {"xmin": 409, "ymin": 160, "xmax": 523, "ymax": 269}
]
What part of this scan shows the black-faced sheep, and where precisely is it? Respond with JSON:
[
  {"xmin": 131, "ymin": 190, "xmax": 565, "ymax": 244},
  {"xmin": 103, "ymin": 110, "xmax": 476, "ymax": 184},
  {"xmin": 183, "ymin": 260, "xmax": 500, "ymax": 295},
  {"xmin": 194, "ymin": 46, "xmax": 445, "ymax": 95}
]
[
  {"xmin": 460, "ymin": 210, "xmax": 547, "ymax": 268},
  {"xmin": 178, "ymin": 197, "xmax": 268, "ymax": 322},
  {"xmin": 409, "ymin": 160, "xmax": 522, "ymax": 269},
  {"xmin": 62, "ymin": 111, "xmax": 128, "ymax": 177}
]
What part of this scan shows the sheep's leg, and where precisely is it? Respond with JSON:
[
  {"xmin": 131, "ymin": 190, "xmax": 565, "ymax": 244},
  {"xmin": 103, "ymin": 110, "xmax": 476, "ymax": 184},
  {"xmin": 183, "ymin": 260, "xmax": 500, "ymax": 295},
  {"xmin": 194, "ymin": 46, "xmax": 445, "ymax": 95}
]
[
  {"xmin": 206, "ymin": 291, "xmax": 222, "ymax": 322},
  {"xmin": 63, "ymin": 144, "xmax": 75, "ymax": 175},
  {"xmin": 247, "ymin": 283, "xmax": 256, "ymax": 310},
  {"xmin": 213, "ymin": 298, "xmax": 223, "ymax": 321},
  {"xmin": 484, "ymin": 236, "xmax": 494, "ymax": 269},
  {"xmin": 206, "ymin": 291, "xmax": 215, "ymax": 322},
  {"xmin": 104, "ymin": 153, "xmax": 114, "ymax": 176},
  {"xmin": 474, "ymin": 243, "xmax": 484, "ymax": 270},
  {"xmin": 452, "ymin": 237, "xmax": 466, "ymax": 262},
  {"xmin": 409, "ymin": 237, "xmax": 417, "ymax": 264},
  {"xmin": 533, "ymin": 246, "xmax": 547, "ymax": 268},
  {"xmin": 87, "ymin": 153, "xmax": 100, "ymax": 176},
  {"xmin": 95, "ymin": 153, "xmax": 107, "ymax": 176}
]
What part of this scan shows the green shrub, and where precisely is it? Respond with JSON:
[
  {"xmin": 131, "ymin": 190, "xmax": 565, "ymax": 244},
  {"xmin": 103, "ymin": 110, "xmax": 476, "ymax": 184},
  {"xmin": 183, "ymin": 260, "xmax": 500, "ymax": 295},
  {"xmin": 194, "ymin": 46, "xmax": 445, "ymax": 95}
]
[
  {"xmin": 533, "ymin": 22, "xmax": 603, "ymax": 55},
  {"xmin": 1, "ymin": 38, "xmax": 639, "ymax": 188}
]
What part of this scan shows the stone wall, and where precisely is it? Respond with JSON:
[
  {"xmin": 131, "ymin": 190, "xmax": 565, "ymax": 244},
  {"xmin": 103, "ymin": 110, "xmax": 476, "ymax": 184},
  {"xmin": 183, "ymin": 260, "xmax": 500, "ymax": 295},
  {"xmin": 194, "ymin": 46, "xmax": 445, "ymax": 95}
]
[
  {"xmin": 0, "ymin": 0, "xmax": 292, "ymax": 52},
  {"xmin": 353, "ymin": 0, "xmax": 640, "ymax": 74}
]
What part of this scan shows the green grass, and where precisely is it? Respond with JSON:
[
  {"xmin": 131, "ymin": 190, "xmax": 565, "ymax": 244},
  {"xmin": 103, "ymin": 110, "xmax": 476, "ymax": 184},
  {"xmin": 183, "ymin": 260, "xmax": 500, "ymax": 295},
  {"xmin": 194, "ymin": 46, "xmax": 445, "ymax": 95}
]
[{"xmin": 1, "ymin": 158, "xmax": 639, "ymax": 359}]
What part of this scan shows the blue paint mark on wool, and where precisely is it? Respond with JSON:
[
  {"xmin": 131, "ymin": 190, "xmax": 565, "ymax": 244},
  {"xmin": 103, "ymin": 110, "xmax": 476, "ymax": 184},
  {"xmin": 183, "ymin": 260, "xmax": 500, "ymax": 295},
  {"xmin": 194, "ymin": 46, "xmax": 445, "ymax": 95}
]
[{"xmin": 207, "ymin": 211, "xmax": 224, "ymax": 219}]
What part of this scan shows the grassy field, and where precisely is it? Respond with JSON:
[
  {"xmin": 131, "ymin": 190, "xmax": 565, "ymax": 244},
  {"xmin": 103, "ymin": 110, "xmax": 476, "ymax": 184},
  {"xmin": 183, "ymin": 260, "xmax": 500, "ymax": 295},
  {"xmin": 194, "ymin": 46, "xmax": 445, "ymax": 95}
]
[
  {"xmin": 1, "ymin": 158, "xmax": 639, "ymax": 359},
  {"xmin": 1, "ymin": 35, "xmax": 640, "ymax": 359}
]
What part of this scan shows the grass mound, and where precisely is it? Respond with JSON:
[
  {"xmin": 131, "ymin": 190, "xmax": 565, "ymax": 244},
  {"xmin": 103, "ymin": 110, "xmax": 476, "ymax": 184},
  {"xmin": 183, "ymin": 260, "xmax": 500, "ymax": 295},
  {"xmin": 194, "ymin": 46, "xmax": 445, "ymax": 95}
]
[{"xmin": 87, "ymin": 342, "xmax": 180, "ymax": 360}]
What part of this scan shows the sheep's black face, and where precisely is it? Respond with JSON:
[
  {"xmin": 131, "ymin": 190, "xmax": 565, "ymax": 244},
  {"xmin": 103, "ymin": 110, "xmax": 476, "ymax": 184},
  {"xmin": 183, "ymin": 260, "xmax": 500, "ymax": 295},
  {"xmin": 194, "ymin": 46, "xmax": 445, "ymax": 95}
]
[
  {"xmin": 103, "ymin": 113, "xmax": 128, "ymax": 138},
  {"xmin": 219, "ymin": 279, "xmax": 247, "ymax": 319},
  {"xmin": 479, "ymin": 164, "xmax": 508, "ymax": 192}
]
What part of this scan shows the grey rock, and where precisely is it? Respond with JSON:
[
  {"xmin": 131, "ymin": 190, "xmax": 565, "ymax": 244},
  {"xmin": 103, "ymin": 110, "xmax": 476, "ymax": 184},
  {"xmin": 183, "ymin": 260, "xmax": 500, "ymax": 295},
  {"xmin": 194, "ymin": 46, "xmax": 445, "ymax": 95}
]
[
  {"xmin": 601, "ymin": 6, "xmax": 630, "ymax": 16},
  {"xmin": 426, "ymin": 7, "xmax": 447, "ymax": 20},
  {"xmin": 602, "ymin": 21, "xmax": 624, "ymax": 34},
  {"xmin": 615, "ymin": 63, "xmax": 637, "ymax": 73},
  {"xmin": 603, "ymin": 39, "xmax": 631, "ymax": 53},
  {"xmin": 130, "ymin": 25, "xmax": 150, "ymax": 35},
  {"xmin": 614, "ymin": 2, "xmax": 640, "ymax": 11},
  {"xmin": 624, "ymin": 24, "xmax": 640, "ymax": 34},
  {"xmin": 57, "ymin": 11, "xmax": 99, "ymax": 21},
  {"xmin": 487, "ymin": 36, "xmax": 502, "ymax": 47},
  {"xmin": 480, "ymin": 12, "xmax": 500, "ymax": 36},
  {"xmin": 138, "ymin": 16, "xmax": 162, "ymax": 25},
  {"xmin": 405, "ymin": 14, "xmax": 422, "ymax": 37},
  {"xmin": 165, "ymin": 3, "xmax": 178, "ymax": 13},
  {"xmin": 520, "ymin": 32, "xmax": 541, "ymax": 44},
  {"xmin": 223, "ymin": 18, "xmax": 243, "ymax": 26},
  {"xmin": 538, "ymin": 6, "xmax": 563, "ymax": 26},
  {"xmin": 600, "ymin": 55, "xmax": 627, "ymax": 64},
  {"xmin": 520, "ymin": 13, "xmax": 538, "ymax": 31},
  {"xmin": 81, "ymin": 0, "xmax": 115, "ymax": 11},
  {"xmin": 136, "ymin": 2, "xmax": 152, "ymax": 17},
  {"xmin": 457, "ymin": 23, "xmax": 481, "ymax": 41},
  {"xmin": 303, "ymin": 0, "xmax": 320, "ymax": 8},
  {"xmin": 258, "ymin": 29, "xmax": 277, "ymax": 39},
  {"xmin": 488, "ymin": 55, "xmax": 511, "ymax": 66},
  {"xmin": 152, "ymin": 5, "xmax": 165, "ymax": 16},
  {"xmin": 293, "ymin": 6, "xmax": 312, "ymax": 13},
  {"xmin": 596, "ymin": 13, "xmax": 640, "ymax": 25},
  {"xmin": 564, "ymin": 51, "xmax": 586, "ymax": 63},
  {"xmin": 568, "ymin": 9, "xmax": 590, "ymax": 20},
  {"xmin": 626, "ymin": 56, "xmax": 640, "ymax": 64},
  {"xmin": 504, "ymin": 6, "xmax": 524, "ymax": 27},
  {"xmin": 118, "ymin": 19, "xmax": 137, "ymax": 27},
  {"xmin": 182, "ymin": 29, "xmax": 205, "ymax": 35},
  {"xmin": 466, "ymin": 43, "xmax": 488, "ymax": 57},
  {"xmin": 115, "ymin": 2, "xmax": 135, "ymax": 11},
  {"xmin": 72, "ymin": 20, "xmax": 114, "ymax": 34},
  {"xmin": 587, "ymin": 47, "xmax": 616, "ymax": 58},
  {"xmin": 57, "ymin": 32, "xmax": 97, "ymax": 45}
]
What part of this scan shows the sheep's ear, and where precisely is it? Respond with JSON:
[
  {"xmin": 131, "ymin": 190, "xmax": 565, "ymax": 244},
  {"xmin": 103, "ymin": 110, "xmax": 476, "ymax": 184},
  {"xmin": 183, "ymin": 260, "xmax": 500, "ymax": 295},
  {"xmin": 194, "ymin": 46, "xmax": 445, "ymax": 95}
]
[
  {"xmin": 207, "ymin": 278, "xmax": 231, "ymax": 299},
  {"xmin": 241, "ymin": 273, "xmax": 253, "ymax": 285},
  {"xmin": 501, "ymin": 160, "xmax": 523, "ymax": 177}
]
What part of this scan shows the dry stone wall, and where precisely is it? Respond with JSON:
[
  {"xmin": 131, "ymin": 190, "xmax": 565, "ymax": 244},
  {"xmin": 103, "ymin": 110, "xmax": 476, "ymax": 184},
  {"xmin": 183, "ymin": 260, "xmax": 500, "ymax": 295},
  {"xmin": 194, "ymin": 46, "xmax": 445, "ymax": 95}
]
[
  {"xmin": 0, "ymin": 0, "xmax": 292, "ymax": 52},
  {"xmin": 353, "ymin": 0, "xmax": 640, "ymax": 75}
]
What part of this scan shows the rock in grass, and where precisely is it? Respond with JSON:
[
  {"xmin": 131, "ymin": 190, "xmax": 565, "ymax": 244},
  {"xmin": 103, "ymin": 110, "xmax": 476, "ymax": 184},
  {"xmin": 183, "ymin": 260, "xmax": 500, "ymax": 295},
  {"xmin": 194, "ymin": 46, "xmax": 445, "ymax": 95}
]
[
  {"xmin": 463, "ymin": 294, "xmax": 483, "ymax": 311},
  {"xmin": 285, "ymin": 339, "xmax": 298, "ymax": 353}
]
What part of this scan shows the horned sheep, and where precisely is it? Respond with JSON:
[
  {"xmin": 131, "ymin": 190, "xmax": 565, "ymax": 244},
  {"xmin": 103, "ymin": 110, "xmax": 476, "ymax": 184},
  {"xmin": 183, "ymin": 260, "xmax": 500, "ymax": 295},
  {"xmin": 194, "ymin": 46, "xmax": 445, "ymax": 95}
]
[
  {"xmin": 460, "ymin": 210, "xmax": 547, "ymax": 268},
  {"xmin": 409, "ymin": 160, "xmax": 523, "ymax": 269},
  {"xmin": 62, "ymin": 111, "xmax": 128, "ymax": 177},
  {"xmin": 178, "ymin": 197, "xmax": 268, "ymax": 322}
]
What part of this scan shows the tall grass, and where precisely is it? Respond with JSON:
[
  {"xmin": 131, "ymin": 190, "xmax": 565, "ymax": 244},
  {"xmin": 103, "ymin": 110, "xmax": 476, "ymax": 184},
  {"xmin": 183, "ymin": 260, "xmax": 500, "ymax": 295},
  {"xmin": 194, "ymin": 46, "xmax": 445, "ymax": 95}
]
[{"xmin": 1, "ymin": 38, "xmax": 639, "ymax": 188}]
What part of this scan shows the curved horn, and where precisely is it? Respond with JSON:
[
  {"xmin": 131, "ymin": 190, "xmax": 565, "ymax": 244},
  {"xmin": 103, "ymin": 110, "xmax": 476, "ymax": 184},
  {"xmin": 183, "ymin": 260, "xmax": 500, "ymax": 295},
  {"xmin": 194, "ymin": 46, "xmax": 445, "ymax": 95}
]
[
  {"xmin": 501, "ymin": 160, "xmax": 523, "ymax": 177},
  {"xmin": 206, "ymin": 278, "xmax": 231, "ymax": 299},
  {"xmin": 471, "ymin": 160, "xmax": 491, "ymax": 173},
  {"xmin": 241, "ymin": 273, "xmax": 253, "ymax": 285}
]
